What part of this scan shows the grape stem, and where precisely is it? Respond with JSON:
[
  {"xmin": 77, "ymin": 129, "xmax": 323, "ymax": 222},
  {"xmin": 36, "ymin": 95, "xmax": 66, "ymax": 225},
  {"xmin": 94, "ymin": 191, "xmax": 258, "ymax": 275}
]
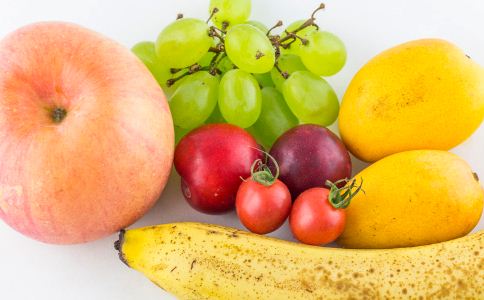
[
  {"xmin": 166, "ymin": 63, "xmax": 202, "ymax": 87},
  {"xmin": 276, "ymin": 3, "xmax": 324, "ymax": 45},
  {"xmin": 280, "ymin": 37, "xmax": 297, "ymax": 49},
  {"xmin": 166, "ymin": 52, "xmax": 225, "ymax": 86},
  {"xmin": 211, "ymin": 26, "xmax": 226, "ymax": 34},
  {"xmin": 207, "ymin": 7, "xmax": 219, "ymax": 23},
  {"xmin": 274, "ymin": 62, "xmax": 289, "ymax": 79},
  {"xmin": 208, "ymin": 51, "xmax": 226, "ymax": 75},
  {"xmin": 282, "ymin": 33, "xmax": 309, "ymax": 46},
  {"xmin": 176, "ymin": 13, "xmax": 183, "ymax": 20},
  {"xmin": 209, "ymin": 44, "xmax": 225, "ymax": 53},
  {"xmin": 209, "ymin": 27, "xmax": 225, "ymax": 43},
  {"xmin": 312, "ymin": 3, "xmax": 326, "ymax": 19},
  {"xmin": 267, "ymin": 3, "xmax": 325, "ymax": 79},
  {"xmin": 278, "ymin": 25, "xmax": 313, "ymax": 45},
  {"xmin": 267, "ymin": 20, "xmax": 283, "ymax": 36}
]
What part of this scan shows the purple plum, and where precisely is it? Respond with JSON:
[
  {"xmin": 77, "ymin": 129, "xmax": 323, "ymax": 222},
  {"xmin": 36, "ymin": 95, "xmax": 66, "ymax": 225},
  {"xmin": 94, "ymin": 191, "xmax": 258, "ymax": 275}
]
[{"xmin": 269, "ymin": 124, "xmax": 352, "ymax": 198}]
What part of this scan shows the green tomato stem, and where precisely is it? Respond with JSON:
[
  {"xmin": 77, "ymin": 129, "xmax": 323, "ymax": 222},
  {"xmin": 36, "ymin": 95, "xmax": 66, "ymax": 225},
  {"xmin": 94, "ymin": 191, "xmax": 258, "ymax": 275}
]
[
  {"xmin": 249, "ymin": 147, "xmax": 280, "ymax": 187},
  {"xmin": 326, "ymin": 178, "xmax": 364, "ymax": 209}
]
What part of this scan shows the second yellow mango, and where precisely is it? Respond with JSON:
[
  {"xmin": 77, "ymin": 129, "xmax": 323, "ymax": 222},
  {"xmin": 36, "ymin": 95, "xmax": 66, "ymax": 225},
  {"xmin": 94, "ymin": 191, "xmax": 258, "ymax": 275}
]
[{"xmin": 337, "ymin": 150, "xmax": 483, "ymax": 249}]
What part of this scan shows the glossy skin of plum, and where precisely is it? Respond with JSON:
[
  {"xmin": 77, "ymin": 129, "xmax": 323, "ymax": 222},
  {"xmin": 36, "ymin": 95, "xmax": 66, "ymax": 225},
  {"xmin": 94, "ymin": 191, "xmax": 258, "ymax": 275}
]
[
  {"xmin": 174, "ymin": 124, "xmax": 262, "ymax": 214},
  {"xmin": 269, "ymin": 124, "xmax": 351, "ymax": 198}
]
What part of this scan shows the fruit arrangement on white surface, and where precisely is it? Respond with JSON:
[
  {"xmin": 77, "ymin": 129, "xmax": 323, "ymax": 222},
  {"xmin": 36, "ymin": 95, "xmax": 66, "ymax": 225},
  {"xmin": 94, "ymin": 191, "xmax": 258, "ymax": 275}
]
[{"xmin": 0, "ymin": 0, "xmax": 483, "ymax": 299}]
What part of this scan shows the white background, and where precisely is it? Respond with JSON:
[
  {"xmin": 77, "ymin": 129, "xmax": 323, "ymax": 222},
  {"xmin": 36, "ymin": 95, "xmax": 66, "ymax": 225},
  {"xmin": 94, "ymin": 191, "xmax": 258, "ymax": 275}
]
[{"xmin": 0, "ymin": 1, "xmax": 483, "ymax": 299}]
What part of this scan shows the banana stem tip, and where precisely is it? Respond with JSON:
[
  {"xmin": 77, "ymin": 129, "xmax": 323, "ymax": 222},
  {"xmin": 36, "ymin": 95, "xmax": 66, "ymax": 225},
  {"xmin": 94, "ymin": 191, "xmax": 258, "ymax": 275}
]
[{"xmin": 114, "ymin": 229, "xmax": 129, "ymax": 267}]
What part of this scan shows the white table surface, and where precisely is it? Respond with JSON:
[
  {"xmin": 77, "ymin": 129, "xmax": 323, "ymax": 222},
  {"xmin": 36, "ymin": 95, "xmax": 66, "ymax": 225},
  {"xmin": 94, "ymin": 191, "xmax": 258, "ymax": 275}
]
[{"xmin": 0, "ymin": 1, "xmax": 483, "ymax": 299}]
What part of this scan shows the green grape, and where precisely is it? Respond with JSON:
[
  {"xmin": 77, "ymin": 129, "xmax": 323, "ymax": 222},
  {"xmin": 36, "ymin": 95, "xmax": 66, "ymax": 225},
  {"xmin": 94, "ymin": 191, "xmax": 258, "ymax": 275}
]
[
  {"xmin": 209, "ymin": 0, "xmax": 251, "ymax": 28},
  {"xmin": 163, "ymin": 77, "xmax": 182, "ymax": 98},
  {"xmin": 253, "ymin": 72, "xmax": 274, "ymax": 88},
  {"xmin": 248, "ymin": 87, "xmax": 298, "ymax": 148},
  {"xmin": 175, "ymin": 126, "xmax": 191, "ymax": 145},
  {"xmin": 198, "ymin": 51, "xmax": 216, "ymax": 67},
  {"xmin": 197, "ymin": 39, "xmax": 220, "ymax": 67},
  {"xmin": 282, "ymin": 70, "xmax": 339, "ymax": 126},
  {"xmin": 131, "ymin": 41, "xmax": 181, "ymax": 96},
  {"xmin": 156, "ymin": 18, "xmax": 212, "ymax": 68},
  {"xmin": 217, "ymin": 56, "xmax": 235, "ymax": 73},
  {"xmin": 205, "ymin": 104, "xmax": 226, "ymax": 124},
  {"xmin": 161, "ymin": 68, "xmax": 189, "ymax": 98},
  {"xmin": 218, "ymin": 69, "xmax": 262, "ymax": 128},
  {"xmin": 131, "ymin": 41, "xmax": 158, "ymax": 68},
  {"xmin": 131, "ymin": 41, "xmax": 168, "ymax": 85},
  {"xmin": 270, "ymin": 54, "xmax": 306, "ymax": 91},
  {"xmin": 299, "ymin": 31, "xmax": 347, "ymax": 76},
  {"xmin": 225, "ymin": 24, "xmax": 275, "ymax": 74},
  {"xmin": 169, "ymin": 71, "xmax": 219, "ymax": 129},
  {"xmin": 245, "ymin": 20, "xmax": 268, "ymax": 33},
  {"xmin": 280, "ymin": 20, "xmax": 318, "ymax": 55}
]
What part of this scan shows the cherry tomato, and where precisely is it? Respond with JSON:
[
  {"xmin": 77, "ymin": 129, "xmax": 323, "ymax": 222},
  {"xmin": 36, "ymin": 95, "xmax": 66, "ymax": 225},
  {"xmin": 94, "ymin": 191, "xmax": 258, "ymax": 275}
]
[
  {"xmin": 236, "ymin": 178, "xmax": 291, "ymax": 234},
  {"xmin": 236, "ymin": 152, "xmax": 292, "ymax": 234},
  {"xmin": 289, "ymin": 188, "xmax": 345, "ymax": 245},
  {"xmin": 289, "ymin": 179, "xmax": 363, "ymax": 245}
]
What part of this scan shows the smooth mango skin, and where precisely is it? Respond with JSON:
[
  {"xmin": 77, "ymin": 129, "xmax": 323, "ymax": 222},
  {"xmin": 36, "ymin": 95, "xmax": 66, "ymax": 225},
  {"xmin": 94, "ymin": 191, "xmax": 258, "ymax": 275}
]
[
  {"xmin": 337, "ymin": 150, "xmax": 483, "ymax": 249},
  {"xmin": 339, "ymin": 39, "xmax": 484, "ymax": 162}
]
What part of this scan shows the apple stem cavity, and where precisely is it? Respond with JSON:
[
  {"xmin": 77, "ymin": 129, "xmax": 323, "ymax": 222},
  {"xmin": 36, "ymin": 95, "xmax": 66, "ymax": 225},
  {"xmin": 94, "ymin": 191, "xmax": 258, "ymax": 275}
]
[
  {"xmin": 50, "ymin": 107, "xmax": 67, "ymax": 124},
  {"xmin": 325, "ymin": 178, "xmax": 364, "ymax": 209}
]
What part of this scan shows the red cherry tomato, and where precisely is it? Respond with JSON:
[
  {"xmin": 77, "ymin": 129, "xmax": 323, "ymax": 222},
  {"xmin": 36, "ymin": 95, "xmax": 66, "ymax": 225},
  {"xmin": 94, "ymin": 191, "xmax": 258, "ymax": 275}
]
[
  {"xmin": 236, "ymin": 178, "xmax": 291, "ymax": 234},
  {"xmin": 236, "ymin": 152, "xmax": 292, "ymax": 234},
  {"xmin": 289, "ymin": 188, "xmax": 345, "ymax": 245},
  {"xmin": 289, "ymin": 179, "xmax": 363, "ymax": 245}
]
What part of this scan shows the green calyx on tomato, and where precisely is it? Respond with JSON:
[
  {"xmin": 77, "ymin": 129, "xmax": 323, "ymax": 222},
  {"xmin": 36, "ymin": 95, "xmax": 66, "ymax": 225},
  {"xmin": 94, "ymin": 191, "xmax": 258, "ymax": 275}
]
[
  {"xmin": 325, "ymin": 178, "xmax": 364, "ymax": 209},
  {"xmin": 249, "ymin": 148, "xmax": 280, "ymax": 187}
]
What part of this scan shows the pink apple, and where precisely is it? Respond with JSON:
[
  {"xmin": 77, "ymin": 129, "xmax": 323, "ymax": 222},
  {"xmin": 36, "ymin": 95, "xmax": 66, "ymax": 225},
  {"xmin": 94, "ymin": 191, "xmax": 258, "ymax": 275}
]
[{"xmin": 0, "ymin": 22, "xmax": 174, "ymax": 244}]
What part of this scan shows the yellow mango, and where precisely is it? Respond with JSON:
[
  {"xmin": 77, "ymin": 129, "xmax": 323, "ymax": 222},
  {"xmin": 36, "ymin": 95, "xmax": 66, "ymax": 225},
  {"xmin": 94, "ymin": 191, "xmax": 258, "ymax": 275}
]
[
  {"xmin": 337, "ymin": 150, "xmax": 483, "ymax": 249},
  {"xmin": 339, "ymin": 39, "xmax": 484, "ymax": 162}
]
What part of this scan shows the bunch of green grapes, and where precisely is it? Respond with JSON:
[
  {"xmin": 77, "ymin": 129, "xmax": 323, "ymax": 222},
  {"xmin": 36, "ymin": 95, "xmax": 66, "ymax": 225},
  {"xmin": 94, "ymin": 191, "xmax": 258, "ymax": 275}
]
[{"xmin": 131, "ymin": 0, "xmax": 346, "ymax": 148}]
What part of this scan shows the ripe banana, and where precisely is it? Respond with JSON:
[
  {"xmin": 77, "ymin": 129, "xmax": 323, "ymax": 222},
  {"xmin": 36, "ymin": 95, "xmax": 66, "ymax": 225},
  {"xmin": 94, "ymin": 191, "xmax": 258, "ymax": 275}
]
[{"xmin": 115, "ymin": 222, "xmax": 483, "ymax": 299}]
